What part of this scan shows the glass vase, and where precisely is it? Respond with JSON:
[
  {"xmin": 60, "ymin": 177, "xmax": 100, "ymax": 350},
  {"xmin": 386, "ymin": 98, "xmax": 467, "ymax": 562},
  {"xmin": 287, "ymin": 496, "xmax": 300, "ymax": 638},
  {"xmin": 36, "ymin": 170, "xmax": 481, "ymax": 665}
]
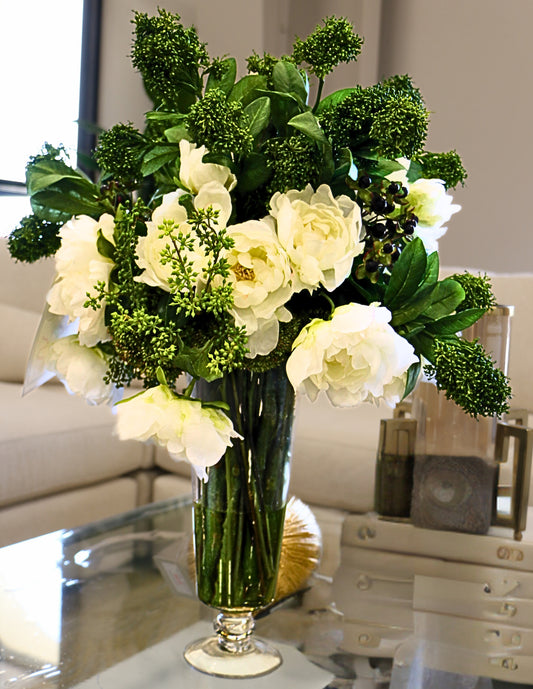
[{"xmin": 183, "ymin": 366, "xmax": 295, "ymax": 678}]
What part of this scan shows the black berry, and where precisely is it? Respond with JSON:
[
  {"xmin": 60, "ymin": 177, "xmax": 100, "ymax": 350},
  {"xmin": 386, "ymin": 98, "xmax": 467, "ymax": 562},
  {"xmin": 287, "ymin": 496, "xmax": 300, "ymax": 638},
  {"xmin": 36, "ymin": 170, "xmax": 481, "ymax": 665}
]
[
  {"xmin": 387, "ymin": 182, "xmax": 400, "ymax": 195},
  {"xmin": 370, "ymin": 223, "xmax": 387, "ymax": 239},
  {"xmin": 383, "ymin": 243, "xmax": 393, "ymax": 254},
  {"xmin": 366, "ymin": 259, "xmax": 379, "ymax": 273},
  {"xmin": 358, "ymin": 175, "xmax": 372, "ymax": 188},
  {"xmin": 370, "ymin": 195, "xmax": 386, "ymax": 213}
]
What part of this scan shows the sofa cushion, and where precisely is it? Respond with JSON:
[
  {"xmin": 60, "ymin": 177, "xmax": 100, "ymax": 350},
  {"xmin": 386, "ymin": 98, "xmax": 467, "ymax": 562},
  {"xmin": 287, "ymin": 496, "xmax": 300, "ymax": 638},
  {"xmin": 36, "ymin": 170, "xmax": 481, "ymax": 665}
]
[
  {"xmin": 0, "ymin": 382, "xmax": 153, "ymax": 508},
  {"xmin": 0, "ymin": 478, "xmax": 139, "ymax": 547},
  {"xmin": 0, "ymin": 303, "xmax": 40, "ymax": 383}
]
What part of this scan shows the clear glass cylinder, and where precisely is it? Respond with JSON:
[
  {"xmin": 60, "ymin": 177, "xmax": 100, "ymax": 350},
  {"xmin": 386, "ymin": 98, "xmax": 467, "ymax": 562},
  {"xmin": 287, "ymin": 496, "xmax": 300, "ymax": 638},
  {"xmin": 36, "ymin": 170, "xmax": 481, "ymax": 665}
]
[{"xmin": 184, "ymin": 365, "xmax": 295, "ymax": 677}]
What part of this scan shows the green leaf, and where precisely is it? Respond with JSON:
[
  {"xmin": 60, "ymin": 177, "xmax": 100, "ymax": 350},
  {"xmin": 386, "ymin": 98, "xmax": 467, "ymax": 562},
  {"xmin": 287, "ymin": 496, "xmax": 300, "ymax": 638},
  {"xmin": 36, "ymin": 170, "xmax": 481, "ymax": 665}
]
[
  {"xmin": 202, "ymin": 399, "xmax": 230, "ymax": 412},
  {"xmin": 271, "ymin": 60, "xmax": 308, "ymax": 104},
  {"xmin": 237, "ymin": 152, "xmax": 271, "ymax": 192},
  {"xmin": 384, "ymin": 238, "xmax": 427, "ymax": 309},
  {"xmin": 426, "ymin": 307, "xmax": 486, "ymax": 336},
  {"xmin": 333, "ymin": 147, "xmax": 357, "ymax": 180},
  {"xmin": 287, "ymin": 111, "xmax": 328, "ymax": 143},
  {"xmin": 314, "ymin": 87, "xmax": 354, "ymax": 114},
  {"xmin": 97, "ymin": 229, "xmax": 115, "ymax": 260},
  {"xmin": 403, "ymin": 361, "xmax": 421, "ymax": 399},
  {"xmin": 263, "ymin": 90, "xmax": 301, "ymax": 132},
  {"xmin": 407, "ymin": 159, "xmax": 424, "ymax": 183},
  {"xmin": 156, "ymin": 366, "xmax": 168, "ymax": 386},
  {"xmin": 164, "ymin": 125, "xmax": 192, "ymax": 143},
  {"xmin": 424, "ymin": 251, "xmax": 439, "ymax": 285},
  {"xmin": 391, "ymin": 284, "xmax": 436, "ymax": 326},
  {"xmin": 141, "ymin": 145, "xmax": 179, "ymax": 175},
  {"xmin": 244, "ymin": 96, "xmax": 271, "ymax": 138},
  {"xmin": 173, "ymin": 342, "xmax": 219, "ymax": 382},
  {"xmin": 410, "ymin": 331, "xmax": 436, "ymax": 362},
  {"xmin": 421, "ymin": 278, "xmax": 465, "ymax": 320},
  {"xmin": 31, "ymin": 189, "xmax": 104, "ymax": 217},
  {"xmin": 206, "ymin": 57, "xmax": 237, "ymax": 95},
  {"xmin": 228, "ymin": 74, "xmax": 268, "ymax": 106}
]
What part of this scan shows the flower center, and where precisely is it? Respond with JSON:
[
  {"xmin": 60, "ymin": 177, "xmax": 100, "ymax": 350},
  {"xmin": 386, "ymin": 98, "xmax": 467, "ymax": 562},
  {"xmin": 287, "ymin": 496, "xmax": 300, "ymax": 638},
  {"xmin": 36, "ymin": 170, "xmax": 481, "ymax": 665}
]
[{"xmin": 232, "ymin": 263, "xmax": 256, "ymax": 282}]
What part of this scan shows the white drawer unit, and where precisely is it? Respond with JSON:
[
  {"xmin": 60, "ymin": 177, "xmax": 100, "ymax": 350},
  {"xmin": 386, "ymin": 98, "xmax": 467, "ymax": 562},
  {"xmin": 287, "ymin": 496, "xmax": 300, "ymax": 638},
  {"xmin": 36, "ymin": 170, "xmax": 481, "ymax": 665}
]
[{"xmin": 333, "ymin": 511, "xmax": 533, "ymax": 679}]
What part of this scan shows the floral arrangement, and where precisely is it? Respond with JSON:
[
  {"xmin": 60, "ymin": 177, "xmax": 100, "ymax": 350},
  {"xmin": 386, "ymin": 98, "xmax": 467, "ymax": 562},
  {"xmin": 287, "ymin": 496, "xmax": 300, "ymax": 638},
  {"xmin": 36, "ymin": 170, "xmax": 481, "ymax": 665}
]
[{"xmin": 9, "ymin": 11, "xmax": 511, "ymax": 480}]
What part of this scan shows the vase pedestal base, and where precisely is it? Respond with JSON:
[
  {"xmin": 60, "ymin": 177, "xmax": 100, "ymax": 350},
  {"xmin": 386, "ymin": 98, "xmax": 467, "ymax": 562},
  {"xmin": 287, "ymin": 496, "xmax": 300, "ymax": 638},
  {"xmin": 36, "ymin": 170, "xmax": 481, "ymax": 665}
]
[{"xmin": 183, "ymin": 612, "xmax": 282, "ymax": 678}]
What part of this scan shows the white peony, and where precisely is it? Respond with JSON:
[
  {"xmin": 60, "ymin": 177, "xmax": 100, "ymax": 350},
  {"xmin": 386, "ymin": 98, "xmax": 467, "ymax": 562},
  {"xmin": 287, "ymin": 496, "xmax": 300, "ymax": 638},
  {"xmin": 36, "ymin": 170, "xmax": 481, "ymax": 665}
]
[
  {"xmin": 46, "ymin": 214, "xmax": 115, "ymax": 347},
  {"xmin": 179, "ymin": 140, "xmax": 236, "ymax": 194},
  {"xmin": 194, "ymin": 180, "xmax": 233, "ymax": 229},
  {"xmin": 135, "ymin": 191, "xmax": 204, "ymax": 292},
  {"xmin": 114, "ymin": 385, "xmax": 240, "ymax": 480},
  {"xmin": 387, "ymin": 159, "xmax": 461, "ymax": 253},
  {"xmin": 286, "ymin": 302, "xmax": 418, "ymax": 408},
  {"xmin": 49, "ymin": 335, "xmax": 120, "ymax": 405},
  {"xmin": 225, "ymin": 218, "xmax": 294, "ymax": 357},
  {"xmin": 269, "ymin": 184, "xmax": 364, "ymax": 293}
]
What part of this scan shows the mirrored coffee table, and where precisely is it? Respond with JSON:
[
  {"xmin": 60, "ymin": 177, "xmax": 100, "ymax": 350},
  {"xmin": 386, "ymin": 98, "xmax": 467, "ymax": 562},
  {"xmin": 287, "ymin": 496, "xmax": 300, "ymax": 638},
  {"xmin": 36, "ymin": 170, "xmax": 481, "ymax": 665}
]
[{"xmin": 1, "ymin": 496, "xmax": 531, "ymax": 688}]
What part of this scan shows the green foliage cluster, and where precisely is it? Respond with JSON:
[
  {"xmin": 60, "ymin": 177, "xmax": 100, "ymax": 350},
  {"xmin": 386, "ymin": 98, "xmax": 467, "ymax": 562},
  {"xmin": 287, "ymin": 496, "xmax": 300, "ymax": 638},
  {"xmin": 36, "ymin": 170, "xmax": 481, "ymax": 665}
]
[
  {"xmin": 319, "ymin": 76, "xmax": 429, "ymax": 161},
  {"xmin": 416, "ymin": 150, "xmax": 467, "ymax": 189},
  {"xmin": 186, "ymin": 88, "xmax": 253, "ymax": 156},
  {"xmin": 292, "ymin": 16, "xmax": 363, "ymax": 80},
  {"xmin": 450, "ymin": 272, "xmax": 496, "ymax": 312},
  {"xmin": 131, "ymin": 8, "xmax": 209, "ymax": 110},
  {"xmin": 94, "ymin": 123, "xmax": 145, "ymax": 186},
  {"xmin": 8, "ymin": 215, "xmax": 61, "ymax": 263},
  {"xmin": 424, "ymin": 339, "xmax": 511, "ymax": 418}
]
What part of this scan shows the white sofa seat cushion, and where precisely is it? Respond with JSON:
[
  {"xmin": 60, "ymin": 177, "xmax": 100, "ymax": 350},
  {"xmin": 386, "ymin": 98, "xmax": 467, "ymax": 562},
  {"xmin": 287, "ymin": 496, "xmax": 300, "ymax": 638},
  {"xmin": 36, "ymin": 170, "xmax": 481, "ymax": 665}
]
[{"xmin": 0, "ymin": 382, "xmax": 153, "ymax": 508}]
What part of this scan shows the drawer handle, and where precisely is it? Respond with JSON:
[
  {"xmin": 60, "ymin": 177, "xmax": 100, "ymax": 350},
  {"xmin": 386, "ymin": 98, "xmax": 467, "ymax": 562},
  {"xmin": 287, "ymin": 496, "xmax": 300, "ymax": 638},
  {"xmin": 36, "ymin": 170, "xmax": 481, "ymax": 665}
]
[
  {"xmin": 490, "ymin": 656, "xmax": 518, "ymax": 671},
  {"xmin": 497, "ymin": 602, "xmax": 517, "ymax": 617}
]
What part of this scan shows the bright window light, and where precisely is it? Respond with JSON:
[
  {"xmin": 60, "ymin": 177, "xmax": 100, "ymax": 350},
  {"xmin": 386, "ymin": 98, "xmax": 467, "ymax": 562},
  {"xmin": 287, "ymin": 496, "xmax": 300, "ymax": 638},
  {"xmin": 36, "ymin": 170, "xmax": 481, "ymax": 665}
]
[{"xmin": 0, "ymin": 0, "xmax": 84, "ymax": 236}]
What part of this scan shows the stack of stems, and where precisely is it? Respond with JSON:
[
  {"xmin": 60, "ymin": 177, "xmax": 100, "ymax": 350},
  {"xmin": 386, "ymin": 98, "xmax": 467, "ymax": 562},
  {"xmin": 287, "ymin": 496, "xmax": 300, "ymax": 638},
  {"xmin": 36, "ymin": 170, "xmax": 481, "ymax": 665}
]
[{"xmin": 193, "ymin": 366, "xmax": 295, "ymax": 611}]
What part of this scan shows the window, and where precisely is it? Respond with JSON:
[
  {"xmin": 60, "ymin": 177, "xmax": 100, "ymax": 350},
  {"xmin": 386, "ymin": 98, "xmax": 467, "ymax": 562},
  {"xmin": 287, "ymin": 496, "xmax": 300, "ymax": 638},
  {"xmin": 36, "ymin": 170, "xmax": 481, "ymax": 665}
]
[{"xmin": 0, "ymin": 0, "xmax": 100, "ymax": 237}]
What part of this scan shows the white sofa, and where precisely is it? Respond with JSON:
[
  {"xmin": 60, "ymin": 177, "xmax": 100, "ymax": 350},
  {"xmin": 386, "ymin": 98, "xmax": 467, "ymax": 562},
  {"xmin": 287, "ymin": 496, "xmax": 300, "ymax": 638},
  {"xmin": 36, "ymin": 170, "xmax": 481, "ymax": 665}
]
[{"xmin": 1, "ymin": 236, "xmax": 532, "ymax": 554}]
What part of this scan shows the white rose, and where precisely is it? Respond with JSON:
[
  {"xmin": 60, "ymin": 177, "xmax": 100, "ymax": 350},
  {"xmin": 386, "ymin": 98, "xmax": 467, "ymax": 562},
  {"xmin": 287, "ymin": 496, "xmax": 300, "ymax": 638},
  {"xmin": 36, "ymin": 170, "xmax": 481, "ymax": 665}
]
[
  {"xmin": 46, "ymin": 214, "xmax": 115, "ymax": 347},
  {"xmin": 114, "ymin": 385, "xmax": 240, "ymax": 480},
  {"xmin": 405, "ymin": 178, "xmax": 461, "ymax": 253},
  {"xmin": 135, "ymin": 193, "xmax": 205, "ymax": 292},
  {"xmin": 269, "ymin": 184, "xmax": 364, "ymax": 293},
  {"xmin": 286, "ymin": 302, "xmax": 418, "ymax": 408},
  {"xmin": 194, "ymin": 180, "xmax": 233, "ymax": 229},
  {"xmin": 179, "ymin": 140, "xmax": 236, "ymax": 193},
  {"xmin": 386, "ymin": 160, "xmax": 461, "ymax": 253},
  {"xmin": 225, "ymin": 218, "xmax": 293, "ymax": 357},
  {"xmin": 49, "ymin": 335, "xmax": 120, "ymax": 405}
]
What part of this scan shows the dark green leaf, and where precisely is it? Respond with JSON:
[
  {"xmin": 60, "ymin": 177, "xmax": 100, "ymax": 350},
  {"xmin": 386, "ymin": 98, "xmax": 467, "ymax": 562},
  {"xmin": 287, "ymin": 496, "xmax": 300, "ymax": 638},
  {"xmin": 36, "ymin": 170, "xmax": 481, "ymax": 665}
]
[
  {"xmin": 97, "ymin": 229, "xmax": 115, "ymax": 260},
  {"xmin": 410, "ymin": 331, "xmax": 436, "ymax": 362},
  {"xmin": 384, "ymin": 238, "xmax": 427, "ymax": 309},
  {"xmin": 228, "ymin": 74, "xmax": 268, "ymax": 106},
  {"xmin": 391, "ymin": 284, "xmax": 436, "ymax": 326},
  {"xmin": 141, "ymin": 145, "xmax": 179, "ymax": 175},
  {"xmin": 202, "ymin": 152, "xmax": 233, "ymax": 168},
  {"xmin": 244, "ymin": 97, "xmax": 271, "ymax": 138},
  {"xmin": 237, "ymin": 153, "xmax": 271, "ymax": 192},
  {"xmin": 31, "ymin": 189, "xmax": 104, "ymax": 217},
  {"xmin": 424, "ymin": 251, "xmax": 439, "ymax": 285},
  {"xmin": 426, "ymin": 307, "xmax": 486, "ymax": 336},
  {"xmin": 314, "ymin": 87, "xmax": 354, "ymax": 114},
  {"xmin": 287, "ymin": 111, "xmax": 328, "ymax": 143},
  {"xmin": 421, "ymin": 278, "xmax": 465, "ymax": 320},
  {"xmin": 271, "ymin": 60, "xmax": 308, "ymax": 104},
  {"xmin": 164, "ymin": 125, "xmax": 191, "ymax": 143},
  {"xmin": 403, "ymin": 361, "xmax": 422, "ymax": 399},
  {"xmin": 407, "ymin": 159, "xmax": 424, "ymax": 183},
  {"xmin": 206, "ymin": 57, "xmax": 237, "ymax": 95}
]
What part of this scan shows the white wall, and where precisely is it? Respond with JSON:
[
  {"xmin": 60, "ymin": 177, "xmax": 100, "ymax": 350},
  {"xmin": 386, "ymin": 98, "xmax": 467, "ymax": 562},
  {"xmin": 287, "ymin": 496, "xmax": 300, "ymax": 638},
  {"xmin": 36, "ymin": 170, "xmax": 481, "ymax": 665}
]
[{"xmin": 99, "ymin": 0, "xmax": 533, "ymax": 273}]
